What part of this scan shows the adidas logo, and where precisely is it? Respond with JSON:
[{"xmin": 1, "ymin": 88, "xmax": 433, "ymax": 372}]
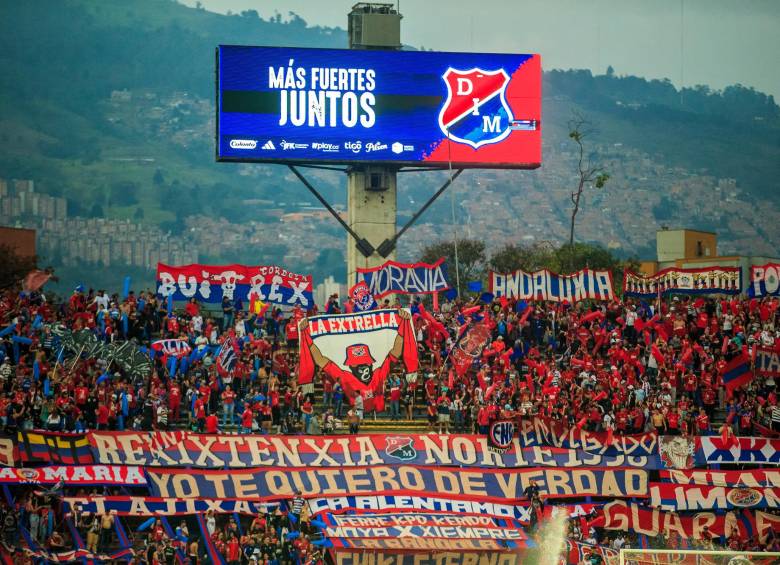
[{"xmin": 262, "ymin": 140, "xmax": 275, "ymax": 150}]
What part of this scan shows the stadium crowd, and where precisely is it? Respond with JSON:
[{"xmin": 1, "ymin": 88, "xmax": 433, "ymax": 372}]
[{"xmin": 0, "ymin": 283, "xmax": 779, "ymax": 561}]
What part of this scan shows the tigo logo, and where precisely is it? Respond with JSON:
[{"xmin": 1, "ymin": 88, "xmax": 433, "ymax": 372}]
[
  {"xmin": 230, "ymin": 139, "xmax": 257, "ymax": 149},
  {"xmin": 262, "ymin": 140, "xmax": 276, "ymax": 150}
]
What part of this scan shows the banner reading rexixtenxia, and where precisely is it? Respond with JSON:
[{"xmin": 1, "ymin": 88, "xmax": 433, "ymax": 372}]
[
  {"xmin": 156, "ymin": 263, "xmax": 313, "ymax": 307},
  {"xmin": 356, "ymin": 259, "xmax": 451, "ymax": 299},
  {"xmin": 217, "ymin": 46, "xmax": 541, "ymax": 168},
  {"xmin": 489, "ymin": 269, "xmax": 614, "ymax": 302}
]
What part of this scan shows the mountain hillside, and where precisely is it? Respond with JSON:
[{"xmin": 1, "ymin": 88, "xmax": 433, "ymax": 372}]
[{"xmin": 0, "ymin": 0, "xmax": 778, "ymax": 292}]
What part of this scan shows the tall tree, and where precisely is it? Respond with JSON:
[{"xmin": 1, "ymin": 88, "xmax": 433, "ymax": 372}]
[
  {"xmin": 488, "ymin": 241, "xmax": 558, "ymax": 274},
  {"xmin": 420, "ymin": 239, "xmax": 486, "ymax": 296},
  {"xmin": 567, "ymin": 114, "xmax": 610, "ymax": 254}
]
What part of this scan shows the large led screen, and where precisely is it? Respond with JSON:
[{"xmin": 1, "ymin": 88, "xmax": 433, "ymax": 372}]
[{"xmin": 217, "ymin": 46, "xmax": 541, "ymax": 168}]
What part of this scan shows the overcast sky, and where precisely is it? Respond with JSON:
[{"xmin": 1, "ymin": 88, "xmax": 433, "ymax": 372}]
[{"xmin": 182, "ymin": 0, "xmax": 780, "ymax": 99}]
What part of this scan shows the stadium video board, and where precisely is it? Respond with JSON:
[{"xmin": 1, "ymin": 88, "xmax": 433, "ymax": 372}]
[{"xmin": 216, "ymin": 46, "xmax": 541, "ymax": 168}]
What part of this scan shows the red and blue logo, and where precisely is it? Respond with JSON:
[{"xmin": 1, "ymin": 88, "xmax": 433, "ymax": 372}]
[{"xmin": 438, "ymin": 68, "xmax": 513, "ymax": 149}]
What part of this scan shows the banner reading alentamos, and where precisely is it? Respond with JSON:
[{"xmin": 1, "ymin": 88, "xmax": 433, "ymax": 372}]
[
  {"xmin": 146, "ymin": 465, "xmax": 647, "ymax": 500},
  {"xmin": 86, "ymin": 419, "xmax": 658, "ymax": 468}
]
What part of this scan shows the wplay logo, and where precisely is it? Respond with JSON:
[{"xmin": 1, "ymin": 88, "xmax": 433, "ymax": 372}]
[{"xmin": 438, "ymin": 68, "xmax": 513, "ymax": 149}]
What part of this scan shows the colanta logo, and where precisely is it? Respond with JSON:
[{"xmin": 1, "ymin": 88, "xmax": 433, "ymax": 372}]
[{"xmin": 230, "ymin": 139, "xmax": 257, "ymax": 149}]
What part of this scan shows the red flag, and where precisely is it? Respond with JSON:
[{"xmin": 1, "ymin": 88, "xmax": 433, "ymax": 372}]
[
  {"xmin": 22, "ymin": 270, "xmax": 51, "ymax": 292},
  {"xmin": 651, "ymin": 344, "xmax": 665, "ymax": 366}
]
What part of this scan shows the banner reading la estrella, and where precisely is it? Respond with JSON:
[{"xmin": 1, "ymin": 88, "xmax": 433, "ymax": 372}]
[
  {"xmin": 298, "ymin": 309, "xmax": 418, "ymax": 411},
  {"xmin": 623, "ymin": 267, "xmax": 741, "ymax": 298},
  {"xmin": 156, "ymin": 263, "xmax": 313, "ymax": 307},
  {"xmin": 146, "ymin": 465, "xmax": 647, "ymax": 500},
  {"xmin": 750, "ymin": 263, "xmax": 780, "ymax": 297},
  {"xmin": 356, "ymin": 259, "xmax": 451, "ymax": 299},
  {"xmin": 489, "ymin": 268, "xmax": 614, "ymax": 302}
]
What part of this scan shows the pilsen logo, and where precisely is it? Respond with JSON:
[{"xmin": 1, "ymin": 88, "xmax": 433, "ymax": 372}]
[
  {"xmin": 385, "ymin": 437, "xmax": 417, "ymax": 461},
  {"xmin": 438, "ymin": 67, "xmax": 513, "ymax": 149}
]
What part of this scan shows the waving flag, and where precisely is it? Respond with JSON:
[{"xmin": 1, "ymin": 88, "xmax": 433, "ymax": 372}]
[
  {"xmin": 723, "ymin": 353, "xmax": 753, "ymax": 397},
  {"xmin": 216, "ymin": 338, "xmax": 237, "ymax": 376},
  {"xmin": 151, "ymin": 339, "xmax": 192, "ymax": 358}
]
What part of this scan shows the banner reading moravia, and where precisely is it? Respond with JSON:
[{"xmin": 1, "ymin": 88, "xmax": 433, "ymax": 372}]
[{"xmin": 298, "ymin": 309, "xmax": 418, "ymax": 411}]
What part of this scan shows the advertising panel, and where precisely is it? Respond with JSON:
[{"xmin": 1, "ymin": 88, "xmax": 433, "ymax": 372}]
[{"xmin": 217, "ymin": 46, "xmax": 541, "ymax": 168}]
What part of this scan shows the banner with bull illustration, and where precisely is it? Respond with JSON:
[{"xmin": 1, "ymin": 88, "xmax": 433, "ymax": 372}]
[
  {"xmin": 145, "ymin": 465, "xmax": 647, "ymax": 500},
  {"xmin": 489, "ymin": 268, "xmax": 615, "ymax": 303},
  {"xmin": 356, "ymin": 259, "xmax": 451, "ymax": 299},
  {"xmin": 298, "ymin": 309, "xmax": 418, "ymax": 411},
  {"xmin": 87, "ymin": 430, "xmax": 660, "ymax": 469},
  {"xmin": 156, "ymin": 263, "xmax": 313, "ymax": 306},
  {"xmin": 623, "ymin": 266, "xmax": 741, "ymax": 298}
]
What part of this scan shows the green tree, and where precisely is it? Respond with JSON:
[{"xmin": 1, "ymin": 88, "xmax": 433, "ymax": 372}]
[
  {"xmin": 420, "ymin": 239, "xmax": 486, "ymax": 296},
  {"xmin": 133, "ymin": 206, "xmax": 144, "ymax": 220},
  {"xmin": 153, "ymin": 168, "xmax": 165, "ymax": 186},
  {"xmin": 489, "ymin": 241, "xmax": 558, "ymax": 274},
  {"xmin": 567, "ymin": 114, "xmax": 610, "ymax": 258}
]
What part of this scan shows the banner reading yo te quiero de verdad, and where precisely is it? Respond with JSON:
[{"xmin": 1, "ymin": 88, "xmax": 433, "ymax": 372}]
[{"xmin": 156, "ymin": 263, "xmax": 313, "ymax": 306}]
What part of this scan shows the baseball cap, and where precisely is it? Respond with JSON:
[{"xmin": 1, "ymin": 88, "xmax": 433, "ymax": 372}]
[{"xmin": 344, "ymin": 344, "xmax": 375, "ymax": 367}]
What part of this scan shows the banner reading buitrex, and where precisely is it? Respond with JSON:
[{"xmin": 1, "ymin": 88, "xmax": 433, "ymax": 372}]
[
  {"xmin": 146, "ymin": 465, "xmax": 648, "ymax": 500},
  {"xmin": 298, "ymin": 309, "xmax": 418, "ymax": 411},
  {"xmin": 750, "ymin": 263, "xmax": 780, "ymax": 297},
  {"xmin": 623, "ymin": 266, "xmax": 741, "ymax": 297},
  {"xmin": 87, "ymin": 430, "xmax": 660, "ymax": 469},
  {"xmin": 489, "ymin": 268, "xmax": 614, "ymax": 302},
  {"xmin": 156, "ymin": 263, "xmax": 313, "ymax": 306},
  {"xmin": 356, "ymin": 259, "xmax": 451, "ymax": 299}
]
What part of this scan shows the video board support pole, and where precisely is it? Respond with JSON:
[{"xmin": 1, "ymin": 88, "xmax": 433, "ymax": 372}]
[{"xmin": 346, "ymin": 3, "xmax": 403, "ymax": 287}]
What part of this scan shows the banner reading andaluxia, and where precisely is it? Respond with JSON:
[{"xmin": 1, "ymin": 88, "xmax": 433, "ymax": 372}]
[
  {"xmin": 750, "ymin": 263, "xmax": 780, "ymax": 297},
  {"xmin": 87, "ymin": 430, "xmax": 660, "ymax": 469},
  {"xmin": 489, "ymin": 268, "xmax": 614, "ymax": 302},
  {"xmin": 156, "ymin": 263, "xmax": 313, "ymax": 306},
  {"xmin": 623, "ymin": 266, "xmax": 741, "ymax": 297},
  {"xmin": 650, "ymin": 482, "xmax": 780, "ymax": 511},
  {"xmin": 298, "ymin": 309, "xmax": 418, "ymax": 411},
  {"xmin": 146, "ymin": 465, "xmax": 647, "ymax": 500},
  {"xmin": 356, "ymin": 259, "xmax": 451, "ymax": 299}
]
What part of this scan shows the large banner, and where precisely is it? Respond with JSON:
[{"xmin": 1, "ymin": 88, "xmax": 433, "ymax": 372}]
[
  {"xmin": 88, "ymin": 431, "xmax": 659, "ymax": 469},
  {"xmin": 63, "ymin": 496, "xmax": 277, "ymax": 517},
  {"xmin": 659, "ymin": 469, "xmax": 780, "ymax": 488},
  {"xmin": 650, "ymin": 483, "xmax": 780, "ymax": 511},
  {"xmin": 308, "ymin": 496, "xmax": 599, "ymax": 524},
  {"xmin": 697, "ymin": 436, "xmax": 780, "ymax": 465},
  {"xmin": 323, "ymin": 513, "xmax": 526, "ymax": 531},
  {"xmin": 298, "ymin": 309, "xmax": 418, "ymax": 411},
  {"xmin": 750, "ymin": 263, "xmax": 780, "ymax": 297},
  {"xmin": 489, "ymin": 268, "xmax": 614, "ymax": 302},
  {"xmin": 216, "ymin": 46, "xmax": 542, "ymax": 169},
  {"xmin": 325, "ymin": 524, "xmax": 528, "ymax": 541},
  {"xmin": 356, "ymin": 259, "xmax": 451, "ymax": 299},
  {"xmin": 516, "ymin": 418, "xmax": 657, "ymax": 457},
  {"xmin": 156, "ymin": 263, "xmax": 313, "ymax": 307},
  {"xmin": 601, "ymin": 500, "xmax": 780, "ymax": 541},
  {"xmin": 623, "ymin": 267, "xmax": 741, "ymax": 297},
  {"xmin": 146, "ymin": 465, "xmax": 647, "ymax": 500},
  {"xmin": 0, "ymin": 465, "xmax": 145, "ymax": 486},
  {"xmin": 756, "ymin": 344, "xmax": 780, "ymax": 377}
]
